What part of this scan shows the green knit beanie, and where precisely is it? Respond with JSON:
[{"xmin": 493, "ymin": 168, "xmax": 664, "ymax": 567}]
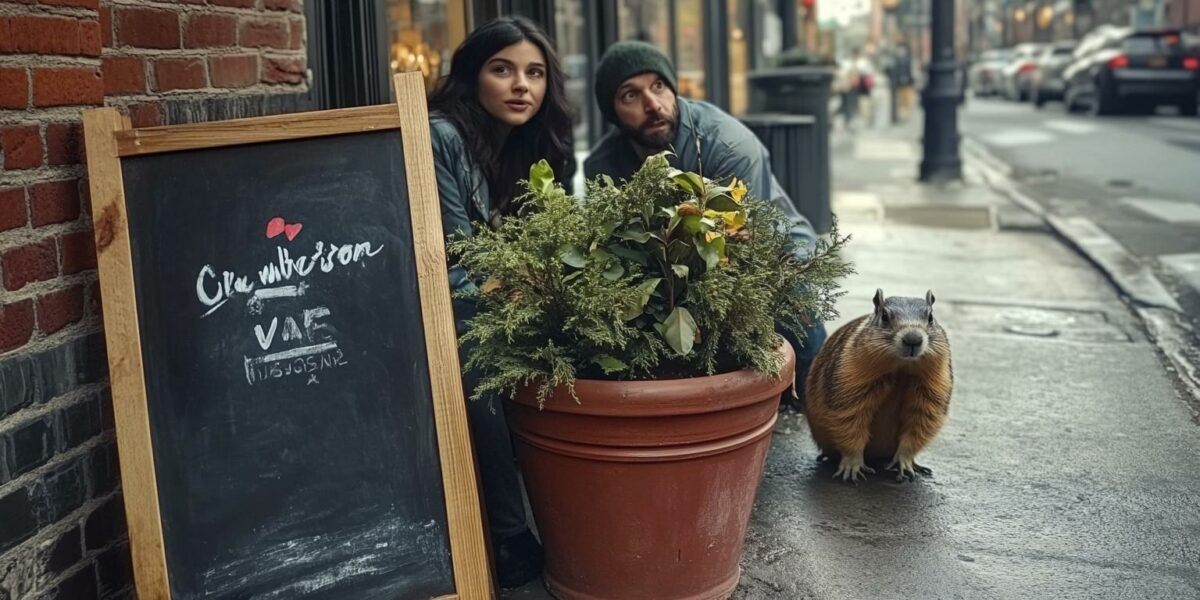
[{"xmin": 593, "ymin": 41, "xmax": 678, "ymax": 124}]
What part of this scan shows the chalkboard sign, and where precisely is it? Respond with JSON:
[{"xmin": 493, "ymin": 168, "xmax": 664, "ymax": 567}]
[{"xmin": 81, "ymin": 73, "xmax": 492, "ymax": 600}]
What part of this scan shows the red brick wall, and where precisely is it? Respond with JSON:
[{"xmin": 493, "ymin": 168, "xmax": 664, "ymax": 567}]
[{"xmin": 0, "ymin": 1, "xmax": 307, "ymax": 598}]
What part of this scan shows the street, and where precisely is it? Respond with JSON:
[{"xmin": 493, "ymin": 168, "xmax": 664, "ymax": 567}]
[{"xmin": 961, "ymin": 96, "xmax": 1200, "ymax": 410}]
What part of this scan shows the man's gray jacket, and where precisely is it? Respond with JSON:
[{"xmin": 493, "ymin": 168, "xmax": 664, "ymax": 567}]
[{"xmin": 583, "ymin": 97, "xmax": 817, "ymax": 252}]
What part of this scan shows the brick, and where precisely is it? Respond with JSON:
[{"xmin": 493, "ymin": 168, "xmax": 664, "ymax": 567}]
[
  {"xmin": 102, "ymin": 56, "xmax": 146, "ymax": 95},
  {"xmin": 33, "ymin": 67, "xmax": 103, "ymax": 108},
  {"xmin": 87, "ymin": 440, "xmax": 119, "ymax": 498},
  {"xmin": 210, "ymin": 0, "xmax": 256, "ymax": 7},
  {"xmin": 38, "ymin": 457, "xmax": 88, "ymax": 525},
  {"xmin": 127, "ymin": 102, "xmax": 161, "ymax": 128},
  {"xmin": 30, "ymin": 180, "xmax": 81, "ymax": 227},
  {"xmin": 5, "ymin": 15, "xmax": 82, "ymax": 56},
  {"xmin": 98, "ymin": 387, "xmax": 113, "ymax": 431},
  {"xmin": 0, "ymin": 187, "xmax": 27, "ymax": 232},
  {"xmin": 46, "ymin": 123, "xmax": 83, "ymax": 166},
  {"xmin": 38, "ymin": 286, "xmax": 85, "ymax": 335},
  {"xmin": 240, "ymin": 17, "xmax": 289, "ymax": 49},
  {"xmin": 262, "ymin": 55, "xmax": 305, "ymax": 84},
  {"xmin": 2, "ymin": 238, "xmax": 58, "ymax": 291},
  {"xmin": 60, "ymin": 393, "xmax": 102, "ymax": 448},
  {"xmin": 96, "ymin": 542, "xmax": 133, "ymax": 597},
  {"xmin": 209, "ymin": 53, "xmax": 257, "ymax": 88},
  {"xmin": 80, "ymin": 19, "xmax": 101, "ymax": 57},
  {"xmin": 6, "ymin": 416, "xmax": 56, "ymax": 478},
  {"xmin": 0, "ymin": 486, "xmax": 37, "ymax": 554},
  {"xmin": 185, "ymin": 13, "xmax": 236, "ymax": 48},
  {"xmin": 100, "ymin": 5, "xmax": 112, "ymax": 47},
  {"xmin": 153, "ymin": 57, "xmax": 206, "ymax": 91},
  {"xmin": 42, "ymin": 526, "xmax": 82, "ymax": 578},
  {"xmin": 2, "ymin": 125, "xmax": 43, "ymax": 170},
  {"xmin": 60, "ymin": 230, "xmax": 96, "ymax": 275},
  {"xmin": 0, "ymin": 354, "xmax": 36, "ymax": 417},
  {"xmin": 48, "ymin": 562, "xmax": 98, "ymax": 600},
  {"xmin": 85, "ymin": 494, "xmax": 125, "ymax": 550},
  {"xmin": 0, "ymin": 68, "xmax": 29, "ymax": 109},
  {"xmin": 265, "ymin": 0, "xmax": 300, "ymax": 11},
  {"xmin": 85, "ymin": 280, "xmax": 101, "ymax": 319},
  {"xmin": 116, "ymin": 8, "xmax": 180, "ymax": 49},
  {"xmin": 0, "ymin": 300, "xmax": 35, "ymax": 354},
  {"xmin": 41, "ymin": 0, "xmax": 100, "ymax": 7},
  {"xmin": 5, "ymin": 335, "xmax": 108, "ymax": 410},
  {"xmin": 289, "ymin": 17, "xmax": 304, "ymax": 49}
]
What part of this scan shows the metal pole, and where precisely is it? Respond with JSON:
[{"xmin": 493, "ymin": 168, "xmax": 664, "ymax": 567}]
[
  {"xmin": 919, "ymin": 0, "xmax": 962, "ymax": 182},
  {"xmin": 703, "ymin": 0, "xmax": 730, "ymax": 110}
]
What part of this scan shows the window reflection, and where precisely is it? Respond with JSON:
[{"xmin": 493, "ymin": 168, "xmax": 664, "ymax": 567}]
[{"xmin": 387, "ymin": 0, "xmax": 452, "ymax": 91}]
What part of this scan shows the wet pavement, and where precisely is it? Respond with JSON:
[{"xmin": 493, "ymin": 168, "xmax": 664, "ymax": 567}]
[{"xmin": 508, "ymin": 117, "xmax": 1200, "ymax": 599}]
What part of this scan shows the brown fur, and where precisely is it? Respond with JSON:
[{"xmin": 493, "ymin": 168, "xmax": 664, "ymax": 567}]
[{"xmin": 804, "ymin": 290, "xmax": 953, "ymax": 482}]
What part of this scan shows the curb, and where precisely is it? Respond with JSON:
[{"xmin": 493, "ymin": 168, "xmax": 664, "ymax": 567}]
[
  {"xmin": 962, "ymin": 136, "xmax": 1181, "ymax": 312},
  {"xmin": 962, "ymin": 136, "xmax": 1200, "ymax": 406}
]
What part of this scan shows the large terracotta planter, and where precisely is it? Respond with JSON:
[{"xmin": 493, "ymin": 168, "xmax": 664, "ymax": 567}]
[{"xmin": 506, "ymin": 343, "xmax": 795, "ymax": 600}]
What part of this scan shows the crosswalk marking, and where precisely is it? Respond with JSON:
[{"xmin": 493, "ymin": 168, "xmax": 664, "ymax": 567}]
[
  {"xmin": 981, "ymin": 129, "xmax": 1057, "ymax": 147},
  {"xmin": 1043, "ymin": 120, "xmax": 1098, "ymax": 135},
  {"xmin": 1122, "ymin": 198, "xmax": 1200, "ymax": 223}
]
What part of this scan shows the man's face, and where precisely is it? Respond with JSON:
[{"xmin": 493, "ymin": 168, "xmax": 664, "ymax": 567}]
[{"xmin": 613, "ymin": 72, "xmax": 678, "ymax": 150}]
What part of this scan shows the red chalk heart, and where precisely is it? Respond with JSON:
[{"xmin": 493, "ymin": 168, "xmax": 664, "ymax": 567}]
[
  {"xmin": 265, "ymin": 217, "xmax": 286, "ymax": 239},
  {"xmin": 283, "ymin": 222, "xmax": 303, "ymax": 241}
]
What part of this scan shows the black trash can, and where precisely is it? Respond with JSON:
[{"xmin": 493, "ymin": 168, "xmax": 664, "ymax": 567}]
[
  {"xmin": 745, "ymin": 66, "xmax": 834, "ymax": 233},
  {"xmin": 739, "ymin": 113, "xmax": 832, "ymax": 235}
]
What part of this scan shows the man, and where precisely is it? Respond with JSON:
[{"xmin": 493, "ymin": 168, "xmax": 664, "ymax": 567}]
[{"xmin": 584, "ymin": 40, "xmax": 827, "ymax": 407}]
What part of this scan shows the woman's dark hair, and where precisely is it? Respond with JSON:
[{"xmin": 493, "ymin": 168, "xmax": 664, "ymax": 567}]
[{"xmin": 428, "ymin": 17, "xmax": 574, "ymax": 215}]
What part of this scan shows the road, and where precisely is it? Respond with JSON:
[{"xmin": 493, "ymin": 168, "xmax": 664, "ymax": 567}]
[{"xmin": 962, "ymin": 96, "xmax": 1200, "ymax": 405}]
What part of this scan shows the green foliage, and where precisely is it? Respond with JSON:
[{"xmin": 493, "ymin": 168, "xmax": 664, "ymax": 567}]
[{"xmin": 449, "ymin": 153, "xmax": 853, "ymax": 407}]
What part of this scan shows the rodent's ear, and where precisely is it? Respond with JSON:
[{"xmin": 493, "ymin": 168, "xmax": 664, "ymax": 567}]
[
  {"xmin": 873, "ymin": 288, "xmax": 884, "ymax": 309},
  {"xmin": 926, "ymin": 290, "xmax": 935, "ymax": 306}
]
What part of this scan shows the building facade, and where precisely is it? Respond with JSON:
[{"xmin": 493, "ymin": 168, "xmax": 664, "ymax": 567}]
[{"xmin": 0, "ymin": 1, "xmax": 816, "ymax": 599}]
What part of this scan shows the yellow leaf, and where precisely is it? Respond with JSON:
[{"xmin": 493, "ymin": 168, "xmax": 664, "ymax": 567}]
[
  {"xmin": 703, "ymin": 209, "xmax": 746, "ymax": 234},
  {"xmin": 704, "ymin": 231, "xmax": 723, "ymax": 243},
  {"xmin": 730, "ymin": 178, "xmax": 747, "ymax": 204},
  {"xmin": 481, "ymin": 277, "xmax": 503, "ymax": 293}
]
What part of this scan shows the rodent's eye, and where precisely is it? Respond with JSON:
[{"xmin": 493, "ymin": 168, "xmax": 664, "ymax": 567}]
[{"xmin": 928, "ymin": 312, "xmax": 934, "ymax": 325}]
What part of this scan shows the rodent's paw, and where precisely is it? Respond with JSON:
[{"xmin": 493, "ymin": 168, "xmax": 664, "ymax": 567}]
[
  {"xmin": 832, "ymin": 456, "xmax": 875, "ymax": 484},
  {"xmin": 887, "ymin": 455, "xmax": 933, "ymax": 482}
]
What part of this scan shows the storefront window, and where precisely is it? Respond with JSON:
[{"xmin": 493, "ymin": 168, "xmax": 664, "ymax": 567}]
[
  {"xmin": 386, "ymin": 0, "xmax": 463, "ymax": 91},
  {"xmin": 618, "ymin": 0, "xmax": 671, "ymax": 49},
  {"xmin": 729, "ymin": 0, "xmax": 748, "ymax": 114},
  {"xmin": 555, "ymin": 0, "xmax": 590, "ymax": 150}
]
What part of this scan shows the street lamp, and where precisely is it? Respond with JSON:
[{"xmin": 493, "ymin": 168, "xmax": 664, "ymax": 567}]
[{"xmin": 919, "ymin": 0, "xmax": 962, "ymax": 182}]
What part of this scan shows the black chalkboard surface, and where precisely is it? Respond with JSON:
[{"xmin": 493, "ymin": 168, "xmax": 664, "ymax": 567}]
[
  {"xmin": 82, "ymin": 74, "xmax": 491, "ymax": 600},
  {"xmin": 122, "ymin": 130, "xmax": 453, "ymax": 599}
]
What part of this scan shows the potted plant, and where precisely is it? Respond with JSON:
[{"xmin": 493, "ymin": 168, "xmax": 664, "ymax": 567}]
[{"xmin": 450, "ymin": 154, "xmax": 850, "ymax": 600}]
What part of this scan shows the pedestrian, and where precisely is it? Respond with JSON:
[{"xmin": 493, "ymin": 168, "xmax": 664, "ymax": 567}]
[
  {"xmin": 427, "ymin": 15, "xmax": 575, "ymax": 589},
  {"xmin": 837, "ymin": 49, "xmax": 864, "ymax": 130},
  {"xmin": 583, "ymin": 40, "xmax": 828, "ymax": 409}
]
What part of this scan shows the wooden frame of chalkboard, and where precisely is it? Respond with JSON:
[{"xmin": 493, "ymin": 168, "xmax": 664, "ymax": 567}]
[{"xmin": 80, "ymin": 72, "xmax": 493, "ymax": 600}]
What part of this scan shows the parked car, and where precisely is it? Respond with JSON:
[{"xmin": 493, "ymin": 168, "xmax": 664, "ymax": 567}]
[
  {"xmin": 1002, "ymin": 43, "xmax": 1047, "ymax": 101},
  {"xmin": 1030, "ymin": 41, "xmax": 1078, "ymax": 107},
  {"xmin": 1063, "ymin": 28, "xmax": 1200, "ymax": 115},
  {"xmin": 968, "ymin": 49, "xmax": 1012, "ymax": 97}
]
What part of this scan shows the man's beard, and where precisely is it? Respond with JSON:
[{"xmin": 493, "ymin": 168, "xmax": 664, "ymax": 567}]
[{"xmin": 619, "ymin": 108, "xmax": 678, "ymax": 151}]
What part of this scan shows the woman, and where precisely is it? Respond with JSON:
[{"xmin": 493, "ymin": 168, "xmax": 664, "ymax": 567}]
[{"xmin": 427, "ymin": 16, "xmax": 573, "ymax": 589}]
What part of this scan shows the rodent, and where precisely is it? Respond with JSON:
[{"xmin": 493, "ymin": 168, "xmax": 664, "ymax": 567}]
[{"xmin": 803, "ymin": 289, "xmax": 953, "ymax": 482}]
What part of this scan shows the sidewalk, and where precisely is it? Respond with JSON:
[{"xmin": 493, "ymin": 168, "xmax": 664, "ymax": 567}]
[
  {"xmin": 735, "ymin": 121, "xmax": 1200, "ymax": 599},
  {"xmin": 512, "ymin": 120, "xmax": 1200, "ymax": 599}
]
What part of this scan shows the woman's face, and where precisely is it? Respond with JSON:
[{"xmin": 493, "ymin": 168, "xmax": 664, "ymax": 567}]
[{"xmin": 477, "ymin": 40, "xmax": 547, "ymax": 128}]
